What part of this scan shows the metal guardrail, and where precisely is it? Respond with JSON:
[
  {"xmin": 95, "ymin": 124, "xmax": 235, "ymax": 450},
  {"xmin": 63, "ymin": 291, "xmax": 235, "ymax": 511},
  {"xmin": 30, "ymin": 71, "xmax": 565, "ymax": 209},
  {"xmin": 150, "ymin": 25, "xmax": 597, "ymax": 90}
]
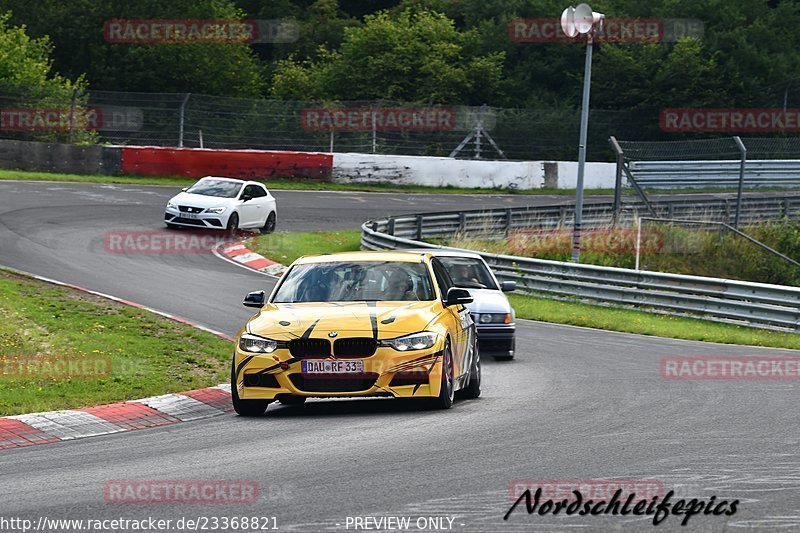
[
  {"xmin": 361, "ymin": 196, "xmax": 800, "ymax": 331},
  {"xmin": 629, "ymin": 160, "xmax": 800, "ymax": 188}
]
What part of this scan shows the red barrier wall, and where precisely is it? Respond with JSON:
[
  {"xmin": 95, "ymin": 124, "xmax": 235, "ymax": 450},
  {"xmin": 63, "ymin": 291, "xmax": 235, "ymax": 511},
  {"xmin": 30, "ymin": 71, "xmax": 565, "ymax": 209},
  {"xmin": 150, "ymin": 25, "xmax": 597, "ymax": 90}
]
[{"xmin": 120, "ymin": 146, "xmax": 333, "ymax": 181}]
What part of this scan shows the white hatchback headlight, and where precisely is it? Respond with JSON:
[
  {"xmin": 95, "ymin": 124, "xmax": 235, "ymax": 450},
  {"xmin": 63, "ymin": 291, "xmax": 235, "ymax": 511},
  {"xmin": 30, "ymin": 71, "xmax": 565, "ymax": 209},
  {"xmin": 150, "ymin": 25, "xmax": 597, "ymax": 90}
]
[
  {"xmin": 206, "ymin": 206, "xmax": 226, "ymax": 214},
  {"xmin": 382, "ymin": 332, "xmax": 439, "ymax": 352},
  {"xmin": 238, "ymin": 333, "xmax": 278, "ymax": 353},
  {"xmin": 166, "ymin": 201, "xmax": 177, "ymax": 209}
]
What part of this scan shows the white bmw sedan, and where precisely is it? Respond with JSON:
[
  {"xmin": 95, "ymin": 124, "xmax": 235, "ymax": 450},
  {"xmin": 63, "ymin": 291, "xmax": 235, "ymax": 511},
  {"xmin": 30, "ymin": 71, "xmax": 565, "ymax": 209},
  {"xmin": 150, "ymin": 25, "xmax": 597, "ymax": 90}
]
[
  {"xmin": 413, "ymin": 249, "xmax": 517, "ymax": 360},
  {"xmin": 164, "ymin": 176, "xmax": 277, "ymax": 232}
]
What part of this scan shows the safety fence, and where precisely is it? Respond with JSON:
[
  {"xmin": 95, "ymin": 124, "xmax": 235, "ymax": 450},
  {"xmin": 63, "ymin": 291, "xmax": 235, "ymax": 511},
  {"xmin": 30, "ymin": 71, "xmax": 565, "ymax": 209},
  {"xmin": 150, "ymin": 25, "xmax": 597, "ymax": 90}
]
[
  {"xmin": 361, "ymin": 196, "xmax": 800, "ymax": 330},
  {"xmin": 629, "ymin": 160, "xmax": 800, "ymax": 188},
  {"xmin": 0, "ymin": 82, "xmax": 659, "ymax": 161},
  {"xmin": 614, "ymin": 136, "xmax": 800, "ymax": 189}
]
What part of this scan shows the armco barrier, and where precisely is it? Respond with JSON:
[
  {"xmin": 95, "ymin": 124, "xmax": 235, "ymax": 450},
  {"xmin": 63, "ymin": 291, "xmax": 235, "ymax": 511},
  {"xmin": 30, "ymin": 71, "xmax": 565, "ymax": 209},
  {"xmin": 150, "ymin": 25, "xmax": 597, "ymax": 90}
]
[
  {"xmin": 361, "ymin": 196, "xmax": 800, "ymax": 330},
  {"xmin": 629, "ymin": 160, "xmax": 800, "ymax": 188},
  {"xmin": 120, "ymin": 146, "xmax": 333, "ymax": 181}
]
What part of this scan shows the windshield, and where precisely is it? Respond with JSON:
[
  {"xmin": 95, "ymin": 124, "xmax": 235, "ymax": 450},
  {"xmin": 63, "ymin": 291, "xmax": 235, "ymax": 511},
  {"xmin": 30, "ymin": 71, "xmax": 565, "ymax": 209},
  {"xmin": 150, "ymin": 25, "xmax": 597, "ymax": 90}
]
[
  {"xmin": 439, "ymin": 257, "xmax": 498, "ymax": 290},
  {"xmin": 185, "ymin": 179, "xmax": 243, "ymax": 198},
  {"xmin": 273, "ymin": 261, "xmax": 435, "ymax": 303}
]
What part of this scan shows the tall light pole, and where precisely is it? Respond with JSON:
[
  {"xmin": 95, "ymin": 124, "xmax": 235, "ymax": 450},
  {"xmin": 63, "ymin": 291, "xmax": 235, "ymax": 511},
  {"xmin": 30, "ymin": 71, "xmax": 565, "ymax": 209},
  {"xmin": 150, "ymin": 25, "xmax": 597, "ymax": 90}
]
[{"xmin": 561, "ymin": 4, "xmax": 604, "ymax": 262}]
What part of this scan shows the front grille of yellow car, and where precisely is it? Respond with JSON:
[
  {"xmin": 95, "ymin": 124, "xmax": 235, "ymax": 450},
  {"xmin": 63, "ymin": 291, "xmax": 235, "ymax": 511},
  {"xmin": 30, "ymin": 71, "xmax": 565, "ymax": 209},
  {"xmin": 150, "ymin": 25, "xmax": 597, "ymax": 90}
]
[
  {"xmin": 333, "ymin": 338, "xmax": 377, "ymax": 357},
  {"xmin": 288, "ymin": 338, "xmax": 378, "ymax": 358},
  {"xmin": 289, "ymin": 339, "xmax": 330, "ymax": 358},
  {"xmin": 289, "ymin": 373, "xmax": 379, "ymax": 393}
]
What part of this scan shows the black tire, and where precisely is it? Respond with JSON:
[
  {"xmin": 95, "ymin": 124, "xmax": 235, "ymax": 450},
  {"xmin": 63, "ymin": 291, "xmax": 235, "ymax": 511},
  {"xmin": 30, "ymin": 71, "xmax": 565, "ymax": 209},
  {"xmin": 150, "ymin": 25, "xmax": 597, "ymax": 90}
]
[
  {"xmin": 231, "ymin": 360, "xmax": 271, "ymax": 416},
  {"xmin": 494, "ymin": 354, "xmax": 514, "ymax": 361},
  {"xmin": 459, "ymin": 335, "xmax": 481, "ymax": 399},
  {"xmin": 226, "ymin": 212, "xmax": 239, "ymax": 232},
  {"xmin": 278, "ymin": 395, "xmax": 306, "ymax": 405},
  {"xmin": 428, "ymin": 340, "xmax": 455, "ymax": 409},
  {"xmin": 261, "ymin": 212, "xmax": 276, "ymax": 234}
]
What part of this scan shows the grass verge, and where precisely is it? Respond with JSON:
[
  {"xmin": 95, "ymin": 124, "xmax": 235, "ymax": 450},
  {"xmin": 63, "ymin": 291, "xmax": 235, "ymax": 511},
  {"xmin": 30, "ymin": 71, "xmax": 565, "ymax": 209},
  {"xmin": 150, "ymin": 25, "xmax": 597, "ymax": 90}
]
[
  {"xmin": 244, "ymin": 229, "xmax": 362, "ymax": 265},
  {"xmin": 1, "ymin": 168, "xmax": 790, "ymax": 196},
  {"xmin": 246, "ymin": 229, "xmax": 800, "ymax": 350},
  {"xmin": 509, "ymin": 295, "xmax": 800, "ymax": 350},
  {"xmin": 0, "ymin": 269, "xmax": 232, "ymax": 416}
]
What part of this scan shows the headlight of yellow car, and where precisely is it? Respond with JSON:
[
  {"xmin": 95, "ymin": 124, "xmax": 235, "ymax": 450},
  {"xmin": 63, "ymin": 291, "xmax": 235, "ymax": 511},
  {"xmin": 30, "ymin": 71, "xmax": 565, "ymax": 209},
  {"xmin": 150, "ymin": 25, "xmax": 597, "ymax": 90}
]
[
  {"xmin": 238, "ymin": 333, "xmax": 278, "ymax": 353},
  {"xmin": 381, "ymin": 332, "xmax": 439, "ymax": 352}
]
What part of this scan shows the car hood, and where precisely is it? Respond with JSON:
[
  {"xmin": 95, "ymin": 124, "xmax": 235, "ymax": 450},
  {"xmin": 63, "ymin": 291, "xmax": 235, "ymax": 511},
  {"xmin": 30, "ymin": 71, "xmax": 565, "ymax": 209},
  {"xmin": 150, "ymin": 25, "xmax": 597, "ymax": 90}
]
[
  {"xmin": 247, "ymin": 301, "xmax": 441, "ymax": 339},
  {"xmin": 168, "ymin": 192, "xmax": 235, "ymax": 209},
  {"xmin": 462, "ymin": 288, "xmax": 512, "ymax": 314}
]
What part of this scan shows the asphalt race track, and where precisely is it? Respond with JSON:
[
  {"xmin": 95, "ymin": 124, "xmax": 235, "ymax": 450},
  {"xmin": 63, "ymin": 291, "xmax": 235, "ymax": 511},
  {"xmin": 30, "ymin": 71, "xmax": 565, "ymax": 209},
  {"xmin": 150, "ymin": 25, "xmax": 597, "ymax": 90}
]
[{"xmin": 0, "ymin": 181, "xmax": 798, "ymax": 532}]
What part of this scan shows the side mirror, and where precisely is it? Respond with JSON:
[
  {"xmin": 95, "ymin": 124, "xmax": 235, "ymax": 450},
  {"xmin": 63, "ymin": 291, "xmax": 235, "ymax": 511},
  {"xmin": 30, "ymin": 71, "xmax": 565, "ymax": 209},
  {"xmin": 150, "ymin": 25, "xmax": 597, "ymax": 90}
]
[
  {"xmin": 243, "ymin": 290, "xmax": 266, "ymax": 308},
  {"xmin": 240, "ymin": 194, "xmax": 252, "ymax": 202},
  {"xmin": 181, "ymin": 187, "xmax": 188, "ymax": 192},
  {"xmin": 445, "ymin": 287, "xmax": 473, "ymax": 306},
  {"xmin": 501, "ymin": 281, "xmax": 516, "ymax": 292}
]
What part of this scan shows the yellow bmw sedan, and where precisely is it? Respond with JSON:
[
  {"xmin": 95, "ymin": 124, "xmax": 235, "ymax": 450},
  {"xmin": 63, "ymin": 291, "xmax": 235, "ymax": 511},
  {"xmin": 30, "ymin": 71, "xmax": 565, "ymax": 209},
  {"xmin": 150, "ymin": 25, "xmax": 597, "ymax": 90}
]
[{"xmin": 231, "ymin": 251, "xmax": 480, "ymax": 415}]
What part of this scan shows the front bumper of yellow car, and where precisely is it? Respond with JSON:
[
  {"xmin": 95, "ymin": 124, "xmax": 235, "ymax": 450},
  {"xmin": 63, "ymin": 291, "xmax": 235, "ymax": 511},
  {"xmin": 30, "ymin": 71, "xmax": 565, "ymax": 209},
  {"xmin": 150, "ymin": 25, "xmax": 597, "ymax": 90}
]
[{"xmin": 233, "ymin": 341, "xmax": 446, "ymax": 400}]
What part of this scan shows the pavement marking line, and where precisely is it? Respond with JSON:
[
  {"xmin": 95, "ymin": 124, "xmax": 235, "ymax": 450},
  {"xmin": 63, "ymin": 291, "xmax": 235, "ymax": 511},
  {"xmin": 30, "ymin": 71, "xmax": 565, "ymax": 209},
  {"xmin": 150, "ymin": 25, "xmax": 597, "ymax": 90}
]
[
  {"xmin": 213, "ymin": 239, "xmax": 287, "ymax": 278},
  {"xmin": 9, "ymin": 410, "xmax": 126, "ymax": 441},
  {"xmin": 0, "ymin": 418, "xmax": 60, "ymax": 448},
  {"xmin": 0, "ymin": 386, "xmax": 233, "ymax": 451},
  {"xmin": 79, "ymin": 402, "xmax": 180, "ymax": 430},
  {"xmin": 132, "ymin": 393, "xmax": 226, "ymax": 422}
]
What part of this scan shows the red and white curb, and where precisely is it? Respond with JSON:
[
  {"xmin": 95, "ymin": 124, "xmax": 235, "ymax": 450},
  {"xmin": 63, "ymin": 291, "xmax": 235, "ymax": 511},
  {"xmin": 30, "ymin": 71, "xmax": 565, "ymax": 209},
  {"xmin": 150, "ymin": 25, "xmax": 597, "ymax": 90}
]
[
  {"xmin": 0, "ymin": 266, "xmax": 240, "ymax": 451},
  {"xmin": 215, "ymin": 241, "xmax": 287, "ymax": 278},
  {"xmin": 0, "ymin": 385, "xmax": 233, "ymax": 450}
]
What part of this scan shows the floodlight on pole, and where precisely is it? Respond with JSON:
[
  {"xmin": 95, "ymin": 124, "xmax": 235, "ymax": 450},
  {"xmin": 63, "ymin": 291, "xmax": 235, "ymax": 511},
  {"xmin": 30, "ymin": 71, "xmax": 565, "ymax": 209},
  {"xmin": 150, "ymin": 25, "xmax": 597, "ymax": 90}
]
[{"xmin": 561, "ymin": 3, "xmax": 604, "ymax": 263}]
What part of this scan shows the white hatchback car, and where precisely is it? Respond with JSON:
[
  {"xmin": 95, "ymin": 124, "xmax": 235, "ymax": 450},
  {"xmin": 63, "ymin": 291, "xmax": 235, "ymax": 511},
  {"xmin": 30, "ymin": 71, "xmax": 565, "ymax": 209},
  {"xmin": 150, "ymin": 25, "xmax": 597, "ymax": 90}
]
[{"xmin": 164, "ymin": 176, "xmax": 277, "ymax": 232}]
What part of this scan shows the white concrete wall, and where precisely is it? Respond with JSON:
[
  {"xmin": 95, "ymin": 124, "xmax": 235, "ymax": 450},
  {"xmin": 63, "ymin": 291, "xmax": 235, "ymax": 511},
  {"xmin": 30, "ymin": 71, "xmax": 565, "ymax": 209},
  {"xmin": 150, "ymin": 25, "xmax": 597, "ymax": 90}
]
[
  {"xmin": 332, "ymin": 152, "xmax": 616, "ymax": 190},
  {"xmin": 555, "ymin": 162, "xmax": 617, "ymax": 189}
]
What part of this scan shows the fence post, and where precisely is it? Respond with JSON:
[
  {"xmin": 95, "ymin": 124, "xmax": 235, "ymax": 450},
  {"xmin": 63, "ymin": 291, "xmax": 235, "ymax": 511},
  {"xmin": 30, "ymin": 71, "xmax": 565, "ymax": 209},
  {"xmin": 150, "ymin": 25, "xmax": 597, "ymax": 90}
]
[
  {"xmin": 733, "ymin": 136, "xmax": 747, "ymax": 229},
  {"xmin": 635, "ymin": 215, "xmax": 641, "ymax": 271},
  {"xmin": 505, "ymin": 208, "xmax": 512, "ymax": 237},
  {"xmin": 416, "ymin": 215, "xmax": 423, "ymax": 240},
  {"xmin": 178, "ymin": 93, "xmax": 191, "ymax": 147},
  {"xmin": 371, "ymin": 103, "xmax": 378, "ymax": 154},
  {"xmin": 609, "ymin": 136, "xmax": 624, "ymax": 223},
  {"xmin": 67, "ymin": 88, "xmax": 78, "ymax": 144},
  {"xmin": 387, "ymin": 218, "xmax": 395, "ymax": 236},
  {"xmin": 459, "ymin": 212, "xmax": 466, "ymax": 232}
]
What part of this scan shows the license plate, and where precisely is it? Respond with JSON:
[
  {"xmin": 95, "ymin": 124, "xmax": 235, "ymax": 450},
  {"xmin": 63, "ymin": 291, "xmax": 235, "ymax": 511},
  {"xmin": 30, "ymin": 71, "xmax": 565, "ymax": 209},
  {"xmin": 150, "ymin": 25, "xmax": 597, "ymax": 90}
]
[
  {"xmin": 301, "ymin": 360, "xmax": 364, "ymax": 374},
  {"xmin": 182, "ymin": 212, "xmax": 199, "ymax": 219}
]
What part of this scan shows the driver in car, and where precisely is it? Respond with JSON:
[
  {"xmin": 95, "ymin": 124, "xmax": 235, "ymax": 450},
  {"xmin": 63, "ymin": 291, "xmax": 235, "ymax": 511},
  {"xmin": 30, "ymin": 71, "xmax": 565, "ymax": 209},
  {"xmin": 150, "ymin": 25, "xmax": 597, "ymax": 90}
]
[
  {"xmin": 385, "ymin": 269, "xmax": 417, "ymax": 301},
  {"xmin": 453, "ymin": 264, "xmax": 479, "ymax": 286}
]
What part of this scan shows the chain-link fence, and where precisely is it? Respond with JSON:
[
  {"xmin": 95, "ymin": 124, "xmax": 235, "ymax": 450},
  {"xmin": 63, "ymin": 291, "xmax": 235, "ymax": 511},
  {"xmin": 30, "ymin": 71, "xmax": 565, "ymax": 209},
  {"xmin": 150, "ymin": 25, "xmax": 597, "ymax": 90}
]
[
  {"xmin": 615, "ymin": 136, "xmax": 800, "ymax": 161},
  {"xmin": 0, "ymin": 82, "xmax": 663, "ymax": 160}
]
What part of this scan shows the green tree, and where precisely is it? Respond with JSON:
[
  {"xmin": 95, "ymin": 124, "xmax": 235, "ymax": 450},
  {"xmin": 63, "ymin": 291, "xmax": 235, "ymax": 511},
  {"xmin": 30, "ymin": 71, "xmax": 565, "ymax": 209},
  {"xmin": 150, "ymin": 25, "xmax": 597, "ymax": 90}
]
[
  {"xmin": 2, "ymin": 0, "xmax": 264, "ymax": 96},
  {"xmin": 270, "ymin": 8, "xmax": 505, "ymax": 104},
  {"xmin": 0, "ymin": 12, "xmax": 80, "ymax": 90},
  {"xmin": 0, "ymin": 12, "xmax": 93, "ymax": 142}
]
